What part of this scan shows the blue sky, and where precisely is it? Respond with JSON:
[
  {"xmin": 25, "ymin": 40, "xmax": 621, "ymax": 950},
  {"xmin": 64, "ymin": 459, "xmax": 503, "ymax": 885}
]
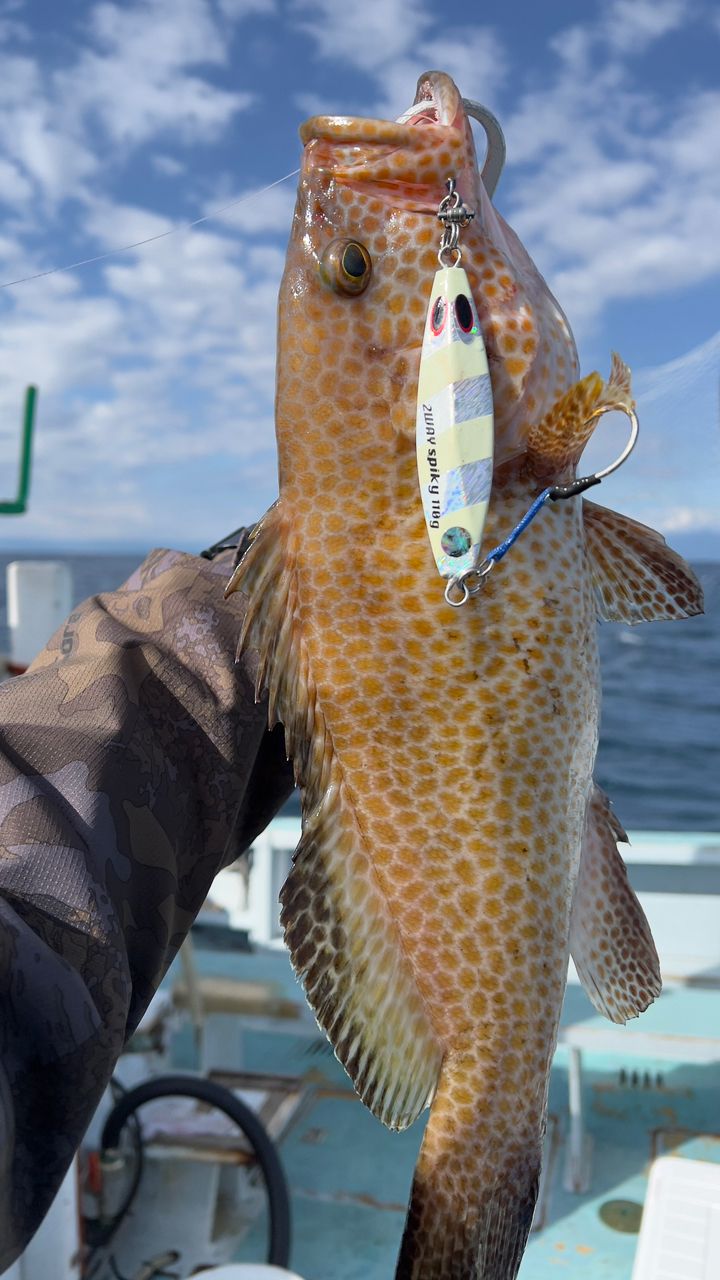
[{"xmin": 0, "ymin": 0, "xmax": 718, "ymax": 554}]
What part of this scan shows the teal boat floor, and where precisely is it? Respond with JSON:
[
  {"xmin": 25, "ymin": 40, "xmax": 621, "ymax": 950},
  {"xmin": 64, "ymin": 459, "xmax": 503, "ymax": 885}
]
[{"xmin": 166, "ymin": 941, "xmax": 720, "ymax": 1279}]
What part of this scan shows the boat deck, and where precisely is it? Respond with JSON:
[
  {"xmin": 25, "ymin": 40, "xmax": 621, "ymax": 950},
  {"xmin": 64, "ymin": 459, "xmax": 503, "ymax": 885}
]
[{"xmin": 166, "ymin": 937, "xmax": 720, "ymax": 1279}]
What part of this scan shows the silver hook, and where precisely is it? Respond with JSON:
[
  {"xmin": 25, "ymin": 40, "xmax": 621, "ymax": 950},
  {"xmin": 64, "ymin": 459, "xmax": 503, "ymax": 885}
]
[
  {"xmin": 584, "ymin": 402, "xmax": 639, "ymax": 481},
  {"xmin": 549, "ymin": 402, "xmax": 640, "ymax": 501},
  {"xmin": 462, "ymin": 99, "xmax": 506, "ymax": 199}
]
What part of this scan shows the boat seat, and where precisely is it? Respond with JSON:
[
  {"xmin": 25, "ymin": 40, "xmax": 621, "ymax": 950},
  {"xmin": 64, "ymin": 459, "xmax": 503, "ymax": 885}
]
[
  {"xmin": 172, "ymin": 937, "xmax": 314, "ymax": 1074},
  {"xmin": 631, "ymin": 1156, "xmax": 720, "ymax": 1279},
  {"xmin": 173, "ymin": 975, "xmax": 300, "ymax": 1020}
]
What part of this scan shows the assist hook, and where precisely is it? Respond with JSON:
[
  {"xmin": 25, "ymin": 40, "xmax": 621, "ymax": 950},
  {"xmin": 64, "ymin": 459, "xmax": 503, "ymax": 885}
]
[
  {"xmin": 444, "ymin": 401, "xmax": 640, "ymax": 607},
  {"xmin": 548, "ymin": 401, "xmax": 639, "ymax": 499}
]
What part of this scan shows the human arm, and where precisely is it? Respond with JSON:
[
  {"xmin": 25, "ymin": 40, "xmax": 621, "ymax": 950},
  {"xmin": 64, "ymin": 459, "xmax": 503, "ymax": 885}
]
[{"xmin": 0, "ymin": 545, "xmax": 294, "ymax": 1270}]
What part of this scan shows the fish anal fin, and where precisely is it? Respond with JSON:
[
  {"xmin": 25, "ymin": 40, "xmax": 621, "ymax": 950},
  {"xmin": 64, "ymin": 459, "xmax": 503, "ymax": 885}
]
[
  {"xmin": 570, "ymin": 786, "xmax": 661, "ymax": 1025},
  {"xmin": 583, "ymin": 499, "xmax": 704, "ymax": 623},
  {"xmin": 226, "ymin": 501, "xmax": 442, "ymax": 1129}
]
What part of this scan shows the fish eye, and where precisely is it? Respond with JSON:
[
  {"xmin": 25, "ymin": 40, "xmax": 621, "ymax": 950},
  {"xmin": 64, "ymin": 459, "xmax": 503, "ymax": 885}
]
[{"xmin": 320, "ymin": 239, "xmax": 373, "ymax": 296}]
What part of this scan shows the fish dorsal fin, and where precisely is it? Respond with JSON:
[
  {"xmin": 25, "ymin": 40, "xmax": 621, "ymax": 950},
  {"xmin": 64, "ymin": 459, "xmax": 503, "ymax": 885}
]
[
  {"xmin": 583, "ymin": 500, "xmax": 704, "ymax": 623},
  {"xmin": 570, "ymin": 786, "xmax": 661, "ymax": 1024},
  {"xmin": 226, "ymin": 503, "xmax": 442, "ymax": 1130}
]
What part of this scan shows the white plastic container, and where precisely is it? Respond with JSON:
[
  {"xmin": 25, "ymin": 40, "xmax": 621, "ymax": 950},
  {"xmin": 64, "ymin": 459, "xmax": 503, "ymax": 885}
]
[
  {"xmin": 16, "ymin": 1163, "xmax": 82, "ymax": 1279},
  {"xmin": 6, "ymin": 560, "xmax": 73, "ymax": 673},
  {"xmin": 193, "ymin": 1267, "xmax": 306, "ymax": 1278}
]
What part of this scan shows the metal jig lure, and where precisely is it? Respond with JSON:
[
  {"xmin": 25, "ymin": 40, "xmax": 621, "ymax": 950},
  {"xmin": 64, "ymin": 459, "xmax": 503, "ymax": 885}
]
[{"xmin": 415, "ymin": 178, "xmax": 495, "ymax": 586}]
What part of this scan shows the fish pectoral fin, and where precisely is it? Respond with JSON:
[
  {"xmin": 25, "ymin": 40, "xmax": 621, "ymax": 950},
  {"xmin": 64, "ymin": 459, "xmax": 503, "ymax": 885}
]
[
  {"xmin": 526, "ymin": 363, "xmax": 623, "ymax": 475},
  {"xmin": 570, "ymin": 785, "xmax": 661, "ymax": 1024},
  {"xmin": 527, "ymin": 354, "xmax": 636, "ymax": 476},
  {"xmin": 226, "ymin": 499, "xmax": 442, "ymax": 1130},
  {"xmin": 527, "ymin": 370, "xmax": 604, "ymax": 474},
  {"xmin": 582, "ymin": 499, "xmax": 704, "ymax": 623},
  {"xmin": 282, "ymin": 782, "xmax": 443, "ymax": 1130}
]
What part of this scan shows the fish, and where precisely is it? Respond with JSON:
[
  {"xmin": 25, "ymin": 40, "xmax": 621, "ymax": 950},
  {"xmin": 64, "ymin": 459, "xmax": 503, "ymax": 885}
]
[{"xmin": 226, "ymin": 70, "xmax": 704, "ymax": 1279}]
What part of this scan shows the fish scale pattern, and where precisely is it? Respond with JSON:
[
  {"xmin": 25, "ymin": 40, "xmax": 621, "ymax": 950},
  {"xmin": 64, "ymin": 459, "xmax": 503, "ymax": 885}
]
[{"xmin": 228, "ymin": 70, "xmax": 701, "ymax": 1280}]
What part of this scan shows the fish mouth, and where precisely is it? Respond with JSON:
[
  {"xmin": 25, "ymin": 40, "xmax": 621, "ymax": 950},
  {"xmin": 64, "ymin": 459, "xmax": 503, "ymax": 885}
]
[{"xmin": 299, "ymin": 70, "xmax": 465, "ymax": 148}]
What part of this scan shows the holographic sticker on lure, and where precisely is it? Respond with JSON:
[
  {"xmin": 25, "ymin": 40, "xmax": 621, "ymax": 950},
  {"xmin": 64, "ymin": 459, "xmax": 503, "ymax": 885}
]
[{"xmin": 416, "ymin": 190, "xmax": 495, "ymax": 584}]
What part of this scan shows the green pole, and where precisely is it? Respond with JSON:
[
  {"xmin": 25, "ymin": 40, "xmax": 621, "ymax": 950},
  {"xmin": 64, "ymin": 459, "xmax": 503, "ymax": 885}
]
[{"xmin": 0, "ymin": 385, "xmax": 37, "ymax": 515}]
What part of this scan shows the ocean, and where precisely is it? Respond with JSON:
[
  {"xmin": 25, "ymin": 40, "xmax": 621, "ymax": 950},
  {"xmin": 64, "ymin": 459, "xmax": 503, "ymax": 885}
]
[{"xmin": 0, "ymin": 552, "xmax": 717, "ymax": 833}]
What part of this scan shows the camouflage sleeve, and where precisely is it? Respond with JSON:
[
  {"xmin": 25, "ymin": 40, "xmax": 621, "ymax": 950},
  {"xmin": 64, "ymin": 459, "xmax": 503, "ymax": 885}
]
[{"xmin": 0, "ymin": 546, "xmax": 294, "ymax": 1270}]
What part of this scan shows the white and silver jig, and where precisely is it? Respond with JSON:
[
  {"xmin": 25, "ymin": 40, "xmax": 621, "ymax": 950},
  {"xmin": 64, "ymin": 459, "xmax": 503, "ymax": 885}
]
[{"xmin": 415, "ymin": 178, "xmax": 494, "ymax": 585}]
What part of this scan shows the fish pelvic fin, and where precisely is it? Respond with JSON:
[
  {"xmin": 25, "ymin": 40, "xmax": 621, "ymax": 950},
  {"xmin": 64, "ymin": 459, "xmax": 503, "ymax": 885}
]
[
  {"xmin": 570, "ymin": 785, "xmax": 661, "ymax": 1024},
  {"xmin": 225, "ymin": 501, "xmax": 442, "ymax": 1130},
  {"xmin": 396, "ymin": 1054, "xmax": 541, "ymax": 1280},
  {"xmin": 582, "ymin": 500, "xmax": 704, "ymax": 623},
  {"xmin": 526, "ymin": 355, "xmax": 635, "ymax": 476}
]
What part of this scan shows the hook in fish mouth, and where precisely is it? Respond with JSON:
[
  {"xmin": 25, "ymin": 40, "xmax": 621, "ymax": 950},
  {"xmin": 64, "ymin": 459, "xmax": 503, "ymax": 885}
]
[
  {"xmin": 299, "ymin": 71, "xmax": 506, "ymax": 199},
  {"xmin": 299, "ymin": 70, "xmax": 463, "ymax": 147}
]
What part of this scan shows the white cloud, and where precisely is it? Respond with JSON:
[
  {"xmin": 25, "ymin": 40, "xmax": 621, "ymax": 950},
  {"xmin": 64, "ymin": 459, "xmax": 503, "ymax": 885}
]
[
  {"xmin": 290, "ymin": 0, "xmax": 431, "ymax": 71},
  {"xmin": 61, "ymin": 0, "xmax": 253, "ymax": 147},
  {"xmin": 0, "ymin": 1, "xmax": 256, "ymax": 217},
  {"xmin": 152, "ymin": 154, "xmax": 187, "ymax": 177},
  {"xmin": 373, "ymin": 28, "xmax": 506, "ymax": 119},
  {"xmin": 0, "ymin": 233, "xmax": 24, "ymax": 264},
  {"xmin": 0, "ymin": 53, "xmax": 99, "ymax": 208},
  {"xmin": 602, "ymin": 0, "xmax": 693, "ymax": 51},
  {"xmin": 200, "ymin": 182, "xmax": 297, "ymax": 234},
  {"xmin": 0, "ymin": 157, "xmax": 33, "ymax": 207},
  {"xmin": 0, "ymin": 53, "xmax": 38, "ymax": 105},
  {"xmin": 5, "ymin": 105, "xmax": 98, "ymax": 202},
  {"xmin": 218, "ymin": 0, "xmax": 277, "ymax": 14},
  {"xmin": 0, "ymin": 186, "xmax": 286, "ymax": 549},
  {"xmin": 500, "ymin": 3, "xmax": 720, "ymax": 335},
  {"xmin": 289, "ymin": 0, "xmax": 505, "ymax": 123},
  {"xmin": 1, "ymin": 0, "xmax": 717, "ymax": 553},
  {"xmin": 82, "ymin": 200, "xmax": 175, "ymax": 251},
  {"xmin": 589, "ymin": 331, "xmax": 720, "ymax": 536},
  {"xmin": 293, "ymin": 91, "xmax": 338, "ymax": 118},
  {"xmin": 661, "ymin": 505, "xmax": 720, "ymax": 532}
]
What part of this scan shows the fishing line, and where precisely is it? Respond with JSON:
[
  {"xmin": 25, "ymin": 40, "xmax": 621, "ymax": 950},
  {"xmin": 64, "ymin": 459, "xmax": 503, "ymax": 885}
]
[
  {"xmin": 0, "ymin": 167, "xmax": 300, "ymax": 291},
  {"xmin": 0, "ymin": 95, "xmax": 506, "ymax": 292}
]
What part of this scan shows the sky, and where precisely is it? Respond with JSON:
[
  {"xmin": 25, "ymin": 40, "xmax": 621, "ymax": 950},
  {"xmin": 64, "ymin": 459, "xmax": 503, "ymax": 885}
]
[{"xmin": 0, "ymin": 0, "xmax": 718, "ymax": 555}]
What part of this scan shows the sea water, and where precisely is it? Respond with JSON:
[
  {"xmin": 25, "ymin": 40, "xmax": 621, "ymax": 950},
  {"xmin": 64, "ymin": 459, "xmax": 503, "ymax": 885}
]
[{"xmin": 0, "ymin": 552, "xmax": 717, "ymax": 832}]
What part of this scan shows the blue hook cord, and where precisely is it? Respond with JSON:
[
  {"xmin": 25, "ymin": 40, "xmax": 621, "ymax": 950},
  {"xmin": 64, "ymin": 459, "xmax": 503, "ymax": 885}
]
[
  {"xmin": 482, "ymin": 473, "xmax": 603, "ymax": 566},
  {"xmin": 483, "ymin": 487, "xmax": 552, "ymax": 565}
]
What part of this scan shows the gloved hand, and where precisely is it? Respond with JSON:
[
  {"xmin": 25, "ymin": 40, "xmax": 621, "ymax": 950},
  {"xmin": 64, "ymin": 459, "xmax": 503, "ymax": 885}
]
[{"xmin": 0, "ymin": 544, "xmax": 294, "ymax": 1270}]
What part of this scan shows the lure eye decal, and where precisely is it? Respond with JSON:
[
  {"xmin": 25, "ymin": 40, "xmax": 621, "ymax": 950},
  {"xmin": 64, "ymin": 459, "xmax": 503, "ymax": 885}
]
[
  {"xmin": 454, "ymin": 294, "xmax": 476, "ymax": 334},
  {"xmin": 430, "ymin": 296, "xmax": 446, "ymax": 335},
  {"xmin": 320, "ymin": 239, "xmax": 373, "ymax": 296}
]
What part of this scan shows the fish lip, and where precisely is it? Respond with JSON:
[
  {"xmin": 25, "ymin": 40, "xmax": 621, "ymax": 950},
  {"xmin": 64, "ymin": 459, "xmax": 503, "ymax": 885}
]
[
  {"xmin": 410, "ymin": 69, "xmax": 465, "ymax": 128},
  {"xmin": 299, "ymin": 115, "xmax": 431, "ymax": 148},
  {"xmin": 299, "ymin": 70, "xmax": 464, "ymax": 147}
]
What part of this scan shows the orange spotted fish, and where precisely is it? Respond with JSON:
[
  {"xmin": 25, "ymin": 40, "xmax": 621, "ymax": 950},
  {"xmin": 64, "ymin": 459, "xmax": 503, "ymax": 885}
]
[{"xmin": 227, "ymin": 71, "xmax": 704, "ymax": 1279}]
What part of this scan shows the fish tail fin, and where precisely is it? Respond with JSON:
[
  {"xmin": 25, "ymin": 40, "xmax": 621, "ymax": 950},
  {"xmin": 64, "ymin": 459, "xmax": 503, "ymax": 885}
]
[{"xmin": 395, "ymin": 1054, "xmax": 542, "ymax": 1280}]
